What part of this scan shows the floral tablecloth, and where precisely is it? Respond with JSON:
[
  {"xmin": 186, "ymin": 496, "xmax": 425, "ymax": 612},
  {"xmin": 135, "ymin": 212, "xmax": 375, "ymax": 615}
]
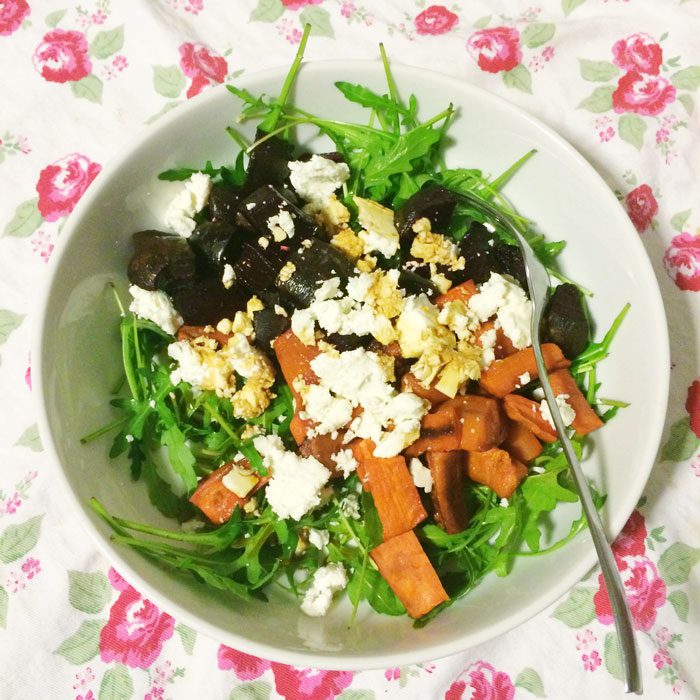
[{"xmin": 1, "ymin": 1, "xmax": 699, "ymax": 698}]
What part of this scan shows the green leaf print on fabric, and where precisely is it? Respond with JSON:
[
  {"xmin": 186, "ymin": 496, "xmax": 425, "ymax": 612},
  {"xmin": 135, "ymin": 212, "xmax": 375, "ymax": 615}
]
[
  {"xmin": 578, "ymin": 85, "xmax": 615, "ymax": 112},
  {"xmin": 521, "ymin": 23, "xmax": 555, "ymax": 49},
  {"xmin": 153, "ymin": 65, "xmax": 186, "ymax": 98},
  {"xmin": 502, "ymin": 64, "xmax": 532, "ymax": 93},
  {"xmin": 668, "ymin": 590, "xmax": 689, "ymax": 622},
  {"xmin": 249, "ymin": 0, "xmax": 284, "ymax": 23},
  {"xmin": 299, "ymin": 6, "xmax": 334, "ymax": 38},
  {"xmin": 175, "ymin": 622, "xmax": 197, "ymax": 654},
  {"xmin": 54, "ymin": 619, "xmax": 104, "ymax": 664},
  {"xmin": 473, "ymin": 15, "xmax": 492, "ymax": 29},
  {"xmin": 579, "ymin": 59, "xmax": 620, "ymax": 82},
  {"xmin": 45, "ymin": 9, "xmax": 67, "ymax": 28},
  {"xmin": 15, "ymin": 424, "xmax": 43, "ymax": 452},
  {"xmin": 678, "ymin": 93, "xmax": 694, "ymax": 115},
  {"xmin": 604, "ymin": 632, "xmax": 623, "ymax": 681},
  {"xmin": 71, "ymin": 74, "xmax": 104, "ymax": 104},
  {"xmin": 337, "ymin": 691, "xmax": 377, "ymax": 700},
  {"xmin": 551, "ymin": 586, "xmax": 596, "ymax": 627},
  {"xmin": 3, "ymin": 198, "xmax": 43, "ymax": 238},
  {"xmin": 562, "ymin": 0, "xmax": 587, "ymax": 16},
  {"xmin": 99, "ymin": 664, "xmax": 134, "ymax": 700},
  {"xmin": 0, "ymin": 585, "xmax": 8, "ymax": 629},
  {"xmin": 514, "ymin": 668, "xmax": 545, "ymax": 697},
  {"xmin": 0, "ymin": 515, "xmax": 43, "ymax": 564},
  {"xmin": 671, "ymin": 66, "xmax": 700, "ymax": 91},
  {"xmin": 618, "ymin": 114, "xmax": 647, "ymax": 150},
  {"xmin": 68, "ymin": 570, "xmax": 112, "ymax": 614},
  {"xmin": 659, "ymin": 542, "xmax": 700, "ymax": 584},
  {"xmin": 230, "ymin": 681, "xmax": 272, "ymax": 700},
  {"xmin": 661, "ymin": 416, "xmax": 700, "ymax": 462},
  {"xmin": 90, "ymin": 26, "xmax": 125, "ymax": 60},
  {"xmin": 670, "ymin": 209, "xmax": 692, "ymax": 232},
  {"xmin": 0, "ymin": 310, "xmax": 24, "ymax": 345}
]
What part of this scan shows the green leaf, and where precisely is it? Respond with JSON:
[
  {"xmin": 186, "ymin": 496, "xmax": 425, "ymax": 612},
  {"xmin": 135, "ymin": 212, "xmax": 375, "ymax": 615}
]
[
  {"xmin": 175, "ymin": 622, "xmax": 197, "ymax": 654},
  {"xmin": 161, "ymin": 424, "xmax": 198, "ymax": 493},
  {"xmin": 249, "ymin": 0, "xmax": 284, "ymax": 22},
  {"xmin": 0, "ymin": 515, "xmax": 43, "ymax": 564},
  {"xmin": 68, "ymin": 570, "xmax": 111, "ymax": 614},
  {"xmin": 55, "ymin": 619, "xmax": 103, "ymax": 664},
  {"xmin": 3, "ymin": 198, "xmax": 43, "ymax": 238},
  {"xmin": 70, "ymin": 74, "xmax": 104, "ymax": 104},
  {"xmin": 522, "ymin": 471, "xmax": 578, "ymax": 513},
  {"xmin": 89, "ymin": 26, "xmax": 124, "ymax": 59},
  {"xmin": 578, "ymin": 85, "xmax": 615, "ymax": 112},
  {"xmin": 551, "ymin": 586, "xmax": 596, "ymax": 627},
  {"xmin": 99, "ymin": 664, "xmax": 133, "ymax": 700},
  {"xmin": 0, "ymin": 585, "xmax": 7, "ymax": 629},
  {"xmin": 502, "ymin": 64, "xmax": 533, "ymax": 94},
  {"xmin": 579, "ymin": 59, "xmax": 620, "ymax": 82},
  {"xmin": 15, "ymin": 424, "xmax": 42, "ymax": 452},
  {"xmin": 521, "ymin": 23, "xmax": 555, "ymax": 49},
  {"xmin": 299, "ymin": 6, "xmax": 334, "ymax": 37},
  {"xmin": 604, "ymin": 632, "xmax": 624, "ymax": 680},
  {"xmin": 658, "ymin": 542, "xmax": 700, "ymax": 584},
  {"xmin": 668, "ymin": 590, "xmax": 689, "ymax": 622},
  {"xmin": 670, "ymin": 209, "xmax": 692, "ymax": 232},
  {"xmin": 678, "ymin": 93, "xmax": 694, "ymax": 115},
  {"xmin": 45, "ymin": 9, "xmax": 67, "ymax": 27},
  {"xmin": 0, "ymin": 310, "xmax": 24, "ymax": 345},
  {"xmin": 618, "ymin": 114, "xmax": 647, "ymax": 150},
  {"xmin": 230, "ymin": 682, "xmax": 272, "ymax": 700},
  {"xmin": 562, "ymin": 0, "xmax": 586, "ymax": 15},
  {"xmin": 514, "ymin": 668, "xmax": 545, "ymax": 697},
  {"xmin": 671, "ymin": 66, "xmax": 700, "ymax": 91},
  {"xmin": 661, "ymin": 416, "xmax": 700, "ymax": 462},
  {"xmin": 153, "ymin": 65, "xmax": 186, "ymax": 99},
  {"xmin": 473, "ymin": 15, "xmax": 492, "ymax": 29}
]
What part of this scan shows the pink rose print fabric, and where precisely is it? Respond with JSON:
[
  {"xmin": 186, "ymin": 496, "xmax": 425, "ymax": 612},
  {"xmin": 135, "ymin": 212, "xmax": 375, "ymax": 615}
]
[
  {"xmin": 281, "ymin": 0, "xmax": 323, "ymax": 10},
  {"xmin": 664, "ymin": 233, "xmax": 700, "ymax": 291},
  {"xmin": 686, "ymin": 380, "xmax": 700, "ymax": 437},
  {"xmin": 414, "ymin": 5, "xmax": 459, "ymax": 36},
  {"xmin": 445, "ymin": 661, "xmax": 515, "ymax": 700},
  {"xmin": 179, "ymin": 42, "xmax": 228, "ymax": 98},
  {"xmin": 467, "ymin": 27, "xmax": 522, "ymax": 73},
  {"xmin": 612, "ymin": 33, "xmax": 663, "ymax": 75},
  {"xmin": 612, "ymin": 71, "xmax": 676, "ymax": 116},
  {"xmin": 33, "ymin": 29, "xmax": 92, "ymax": 83},
  {"xmin": 35, "ymin": 153, "xmax": 101, "ymax": 221},
  {"xmin": 625, "ymin": 184, "xmax": 658, "ymax": 233},
  {"xmin": 0, "ymin": 0, "xmax": 29, "ymax": 36}
]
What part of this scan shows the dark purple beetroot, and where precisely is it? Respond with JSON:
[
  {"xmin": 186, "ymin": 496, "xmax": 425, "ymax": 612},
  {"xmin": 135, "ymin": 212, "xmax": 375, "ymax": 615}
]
[
  {"xmin": 189, "ymin": 221, "xmax": 246, "ymax": 268},
  {"xmin": 232, "ymin": 239, "xmax": 288, "ymax": 294},
  {"xmin": 169, "ymin": 276, "xmax": 248, "ymax": 327},
  {"xmin": 395, "ymin": 185, "xmax": 459, "ymax": 241},
  {"xmin": 243, "ymin": 130, "xmax": 294, "ymax": 194},
  {"xmin": 542, "ymin": 284, "xmax": 590, "ymax": 359},
  {"xmin": 127, "ymin": 230, "xmax": 198, "ymax": 292},
  {"xmin": 207, "ymin": 183, "xmax": 242, "ymax": 224},
  {"xmin": 253, "ymin": 308, "xmax": 291, "ymax": 351}
]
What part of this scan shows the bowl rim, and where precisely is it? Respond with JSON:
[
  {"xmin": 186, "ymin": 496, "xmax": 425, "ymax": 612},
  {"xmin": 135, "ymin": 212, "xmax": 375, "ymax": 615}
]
[{"xmin": 32, "ymin": 59, "xmax": 670, "ymax": 670}]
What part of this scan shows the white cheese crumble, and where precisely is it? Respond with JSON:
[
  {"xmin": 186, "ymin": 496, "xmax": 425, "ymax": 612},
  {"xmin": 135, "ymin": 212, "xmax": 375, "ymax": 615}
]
[
  {"xmin": 221, "ymin": 263, "xmax": 235, "ymax": 289},
  {"xmin": 539, "ymin": 394, "xmax": 577, "ymax": 430},
  {"xmin": 331, "ymin": 449, "xmax": 358, "ymax": 478},
  {"xmin": 409, "ymin": 457, "xmax": 433, "ymax": 493},
  {"xmin": 164, "ymin": 172, "xmax": 212, "ymax": 238},
  {"xmin": 300, "ymin": 563, "xmax": 348, "ymax": 617},
  {"xmin": 128, "ymin": 285, "xmax": 183, "ymax": 335},
  {"xmin": 518, "ymin": 371, "xmax": 531, "ymax": 386},
  {"xmin": 479, "ymin": 327, "xmax": 498, "ymax": 369},
  {"xmin": 221, "ymin": 466, "xmax": 258, "ymax": 499},
  {"xmin": 288, "ymin": 155, "xmax": 350, "ymax": 204},
  {"xmin": 258, "ymin": 236, "xmax": 269, "ymax": 249},
  {"xmin": 307, "ymin": 528, "xmax": 330, "ymax": 551},
  {"xmin": 267, "ymin": 208, "xmax": 296, "ymax": 242},
  {"xmin": 253, "ymin": 434, "xmax": 331, "ymax": 520},
  {"xmin": 354, "ymin": 196, "xmax": 400, "ymax": 258},
  {"xmin": 300, "ymin": 384, "xmax": 353, "ymax": 436},
  {"xmin": 468, "ymin": 272, "xmax": 533, "ymax": 350},
  {"xmin": 339, "ymin": 493, "xmax": 361, "ymax": 520}
]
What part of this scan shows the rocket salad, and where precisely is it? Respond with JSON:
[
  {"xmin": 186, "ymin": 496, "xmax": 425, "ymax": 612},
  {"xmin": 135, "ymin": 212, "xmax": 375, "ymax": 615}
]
[{"xmin": 86, "ymin": 28, "xmax": 628, "ymax": 625}]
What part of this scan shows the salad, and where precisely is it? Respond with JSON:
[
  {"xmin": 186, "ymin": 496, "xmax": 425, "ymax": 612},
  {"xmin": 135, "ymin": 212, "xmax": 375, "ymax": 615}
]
[{"xmin": 87, "ymin": 29, "xmax": 628, "ymax": 625}]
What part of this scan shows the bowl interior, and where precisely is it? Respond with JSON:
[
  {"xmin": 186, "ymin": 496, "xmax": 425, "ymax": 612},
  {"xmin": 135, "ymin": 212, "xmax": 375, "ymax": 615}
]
[{"xmin": 35, "ymin": 61, "xmax": 669, "ymax": 669}]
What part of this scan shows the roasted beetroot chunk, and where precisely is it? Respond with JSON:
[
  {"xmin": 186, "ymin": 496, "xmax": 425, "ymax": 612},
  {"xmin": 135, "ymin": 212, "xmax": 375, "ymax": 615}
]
[{"xmin": 127, "ymin": 230, "xmax": 198, "ymax": 292}]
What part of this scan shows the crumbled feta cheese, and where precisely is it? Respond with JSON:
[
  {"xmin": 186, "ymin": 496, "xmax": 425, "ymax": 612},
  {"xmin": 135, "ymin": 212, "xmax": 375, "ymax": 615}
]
[
  {"xmin": 307, "ymin": 528, "xmax": 330, "ymax": 551},
  {"xmin": 164, "ymin": 172, "xmax": 211, "ymax": 238},
  {"xmin": 532, "ymin": 387, "xmax": 545, "ymax": 401},
  {"xmin": 396, "ymin": 294, "xmax": 450, "ymax": 359},
  {"xmin": 254, "ymin": 434, "xmax": 331, "ymax": 520},
  {"xmin": 125, "ymin": 434, "xmax": 134, "ymax": 443},
  {"xmin": 278, "ymin": 261, "xmax": 296, "ymax": 283},
  {"xmin": 484, "ymin": 221, "xmax": 496, "ymax": 233},
  {"xmin": 409, "ymin": 457, "xmax": 433, "ymax": 493},
  {"xmin": 468, "ymin": 272, "xmax": 532, "ymax": 350},
  {"xmin": 289, "ymin": 155, "xmax": 350, "ymax": 204},
  {"xmin": 479, "ymin": 328, "xmax": 498, "ymax": 369},
  {"xmin": 530, "ymin": 465, "xmax": 546, "ymax": 474},
  {"xmin": 221, "ymin": 465, "xmax": 258, "ymax": 499},
  {"xmin": 330, "ymin": 227, "xmax": 365, "ymax": 260},
  {"xmin": 339, "ymin": 493, "xmax": 360, "ymax": 520},
  {"xmin": 539, "ymin": 394, "xmax": 577, "ymax": 430},
  {"xmin": 331, "ymin": 449, "xmax": 358, "ymax": 478},
  {"xmin": 300, "ymin": 563, "xmax": 348, "ymax": 617},
  {"xmin": 301, "ymin": 384, "xmax": 353, "ymax": 435},
  {"xmin": 354, "ymin": 196, "xmax": 400, "ymax": 258},
  {"xmin": 305, "ymin": 194, "xmax": 351, "ymax": 237},
  {"xmin": 221, "ymin": 264, "xmax": 235, "ymax": 289},
  {"xmin": 410, "ymin": 218, "xmax": 464, "ymax": 271},
  {"xmin": 291, "ymin": 308, "xmax": 316, "ymax": 346},
  {"xmin": 518, "ymin": 371, "xmax": 531, "ymax": 386},
  {"xmin": 258, "ymin": 236, "xmax": 269, "ymax": 249},
  {"xmin": 128, "ymin": 285, "xmax": 183, "ymax": 335},
  {"xmin": 499, "ymin": 498, "xmax": 509, "ymax": 507},
  {"xmin": 217, "ymin": 317, "xmax": 233, "ymax": 334},
  {"xmin": 274, "ymin": 304, "xmax": 288, "ymax": 317},
  {"xmin": 267, "ymin": 208, "xmax": 296, "ymax": 242}
]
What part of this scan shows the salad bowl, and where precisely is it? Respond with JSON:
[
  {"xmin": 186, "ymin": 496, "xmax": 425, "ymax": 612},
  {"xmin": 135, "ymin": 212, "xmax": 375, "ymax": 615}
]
[{"xmin": 34, "ymin": 60, "xmax": 669, "ymax": 670}]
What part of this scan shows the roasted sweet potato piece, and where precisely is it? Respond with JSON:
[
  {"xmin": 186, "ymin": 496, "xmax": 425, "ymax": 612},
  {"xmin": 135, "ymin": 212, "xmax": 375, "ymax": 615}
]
[
  {"xmin": 548, "ymin": 369, "xmax": 604, "ymax": 436},
  {"xmin": 479, "ymin": 343, "xmax": 570, "ymax": 398},
  {"xmin": 299, "ymin": 431, "xmax": 348, "ymax": 475},
  {"xmin": 434, "ymin": 279, "xmax": 478, "ymax": 308},
  {"xmin": 446, "ymin": 395, "xmax": 506, "ymax": 452},
  {"xmin": 474, "ymin": 319, "xmax": 517, "ymax": 360},
  {"xmin": 503, "ymin": 419, "xmax": 543, "ymax": 463},
  {"xmin": 401, "ymin": 372, "xmax": 451, "ymax": 406},
  {"xmin": 370, "ymin": 530, "xmax": 449, "ymax": 618},
  {"xmin": 404, "ymin": 402, "xmax": 462, "ymax": 457},
  {"xmin": 466, "ymin": 448, "xmax": 527, "ymax": 499},
  {"xmin": 350, "ymin": 438, "xmax": 375, "ymax": 491},
  {"xmin": 177, "ymin": 325, "xmax": 231, "ymax": 347},
  {"xmin": 190, "ymin": 461, "xmax": 268, "ymax": 525},
  {"xmin": 503, "ymin": 394, "xmax": 558, "ymax": 443},
  {"xmin": 362, "ymin": 456, "xmax": 428, "ymax": 540},
  {"xmin": 273, "ymin": 329, "xmax": 320, "ymax": 401},
  {"xmin": 427, "ymin": 451, "xmax": 470, "ymax": 534}
]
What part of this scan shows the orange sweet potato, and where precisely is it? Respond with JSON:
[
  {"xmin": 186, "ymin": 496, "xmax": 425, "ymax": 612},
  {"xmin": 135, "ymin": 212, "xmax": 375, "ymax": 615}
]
[
  {"xmin": 177, "ymin": 325, "xmax": 230, "ymax": 347},
  {"xmin": 404, "ymin": 402, "xmax": 462, "ymax": 457},
  {"xmin": 474, "ymin": 319, "xmax": 518, "ymax": 360},
  {"xmin": 548, "ymin": 369, "xmax": 604, "ymax": 436},
  {"xmin": 448, "ymin": 395, "xmax": 506, "ymax": 452},
  {"xmin": 362, "ymin": 455, "xmax": 428, "ymax": 540},
  {"xmin": 503, "ymin": 394, "xmax": 557, "ymax": 443},
  {"xmin": 479, "ymin": 343, "xmax": 570, "ymax": 398},
  {"xmin": 401, "ymin": 372, "xmax": 451, "ymax": 406},
  {"xmin": 370, "ymin": 530, "xmax": 449, "ymax": 618},
  {"xmin": 273, "ymin": 329, "xmax": 320, "ymax": 403},
  {"xmin": 426, "ymin": 451, "xmax": 470, "ymax": 534},
  {"xmin": 466, "ymin": 448, "xmax": 527, "ymax": 499},
  {"xmin": 190, "ymin": 461, "xmax": 268, "ymax": 525},
  {"xmin": 503, "ymin": 419, "xmax": 543, "ymax": 463},
  {"xmin": 434, "ymin": 279, "xmax": 478, "ymax": 308}
]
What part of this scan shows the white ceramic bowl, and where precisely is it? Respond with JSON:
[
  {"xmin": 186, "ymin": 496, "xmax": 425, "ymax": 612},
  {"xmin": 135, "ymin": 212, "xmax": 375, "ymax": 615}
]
[{"xmin": 34, "ymin": 61, "xmax": 669, "ymax": 670}]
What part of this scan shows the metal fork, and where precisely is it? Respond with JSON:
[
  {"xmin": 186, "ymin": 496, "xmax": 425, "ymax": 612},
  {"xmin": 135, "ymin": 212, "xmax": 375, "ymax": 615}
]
[{"xmin": 450, "ymin": 190, "xmax": 642, "ymax": 695}]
